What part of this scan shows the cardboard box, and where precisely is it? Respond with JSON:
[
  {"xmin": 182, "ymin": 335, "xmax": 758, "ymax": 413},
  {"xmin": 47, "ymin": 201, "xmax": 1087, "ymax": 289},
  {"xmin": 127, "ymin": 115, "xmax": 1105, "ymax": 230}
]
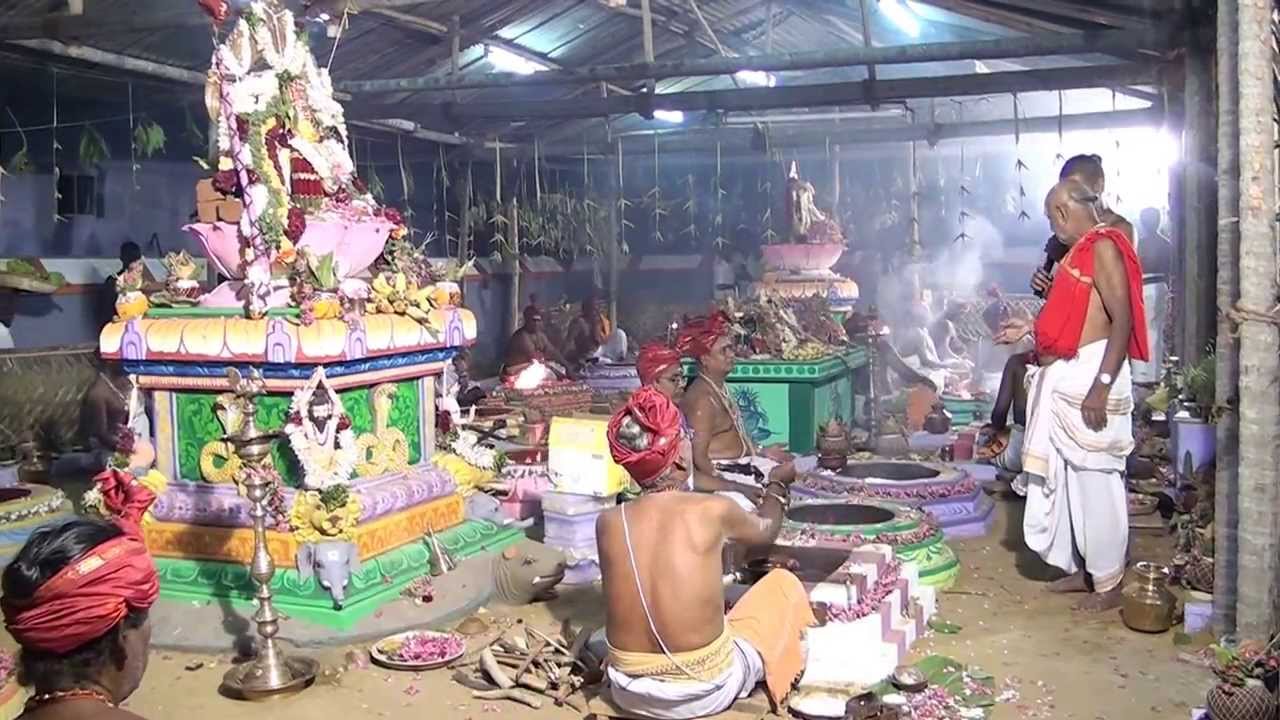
[{"xmin": 548, "ymin": 415, "xmax": 630, "ymax": 497}]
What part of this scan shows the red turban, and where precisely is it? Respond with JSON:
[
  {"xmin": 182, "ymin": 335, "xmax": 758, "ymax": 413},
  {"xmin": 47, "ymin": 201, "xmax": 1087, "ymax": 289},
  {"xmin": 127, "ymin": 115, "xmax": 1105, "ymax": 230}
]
[
  {"xmin": 636, "ymin": 343, "xmax": 683, "ymax": 386},
  {"xmin": 94, "ymin": 468, "xmax": 158, "ymax": 541},
  {"xmin": 677, "ymin": 312, "xmax": 732, "ymax": 359},
  {"xmin": 607, "ymin": 387, "xmax": 684, "ymax": 488},
  {"xmin": 3, "ymin": 535, "xmax": 158, "ymax": 655}
]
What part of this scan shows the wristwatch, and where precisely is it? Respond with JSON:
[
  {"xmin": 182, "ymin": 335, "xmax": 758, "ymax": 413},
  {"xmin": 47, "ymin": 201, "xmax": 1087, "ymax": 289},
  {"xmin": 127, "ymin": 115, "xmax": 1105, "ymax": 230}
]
[{"xmin": 1097, "ymin": 372, "xmax": 1114, "ymax": 386}]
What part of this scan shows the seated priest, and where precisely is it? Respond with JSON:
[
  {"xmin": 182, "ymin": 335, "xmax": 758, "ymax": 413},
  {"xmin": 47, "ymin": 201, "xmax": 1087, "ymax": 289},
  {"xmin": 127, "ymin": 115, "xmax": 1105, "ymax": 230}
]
[
  {"xmin": 566, "ymin": 292, "xmax": 629, "ymax": 368},
  {"xmin": 638, "ymin": 343, "xmax": 769, "ymax": 504},
  {"xmin": 891, "ymin": 302, "xmax": 969, "ymax": 393},
  {"xmin": 2, "ymin": 518, "xmax": 159, "ymax": 720},
  {"xmin": 678, "ymin": 314, "xmax": 796, "ymax": 511},
  {"xmin": 597, "ymin": 387, "xmax": 815, "ymax": 720},
  {"xmin": 501, "ymin": 298, "xmax": 569, "ymax": 381}
]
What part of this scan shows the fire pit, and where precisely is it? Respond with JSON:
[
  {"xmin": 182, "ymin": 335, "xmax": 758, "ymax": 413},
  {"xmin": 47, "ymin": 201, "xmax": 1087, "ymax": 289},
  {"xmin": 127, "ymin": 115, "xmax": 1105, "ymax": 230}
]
[
  {"xmin": 794, "ymin": 459, "xmax": 994, "ymax": 540},
  {"xmin": 788, "ymin": 503, "xmax": 896, "ymax": 527},
  {"xmin": 780, "ymin": 499, "xmax": 958, "ymax": 588},
  {"xmin": 839, "ymin": 461, "xmax": 940, "ymax": 482}
]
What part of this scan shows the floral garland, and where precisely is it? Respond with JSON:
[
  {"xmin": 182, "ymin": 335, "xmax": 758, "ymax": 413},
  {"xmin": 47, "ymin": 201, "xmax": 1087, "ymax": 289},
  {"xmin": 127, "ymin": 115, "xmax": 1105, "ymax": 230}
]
[
  {"xmin": 284, "ymin": 370, "xmax": 358, "ymax": 490},
  {"xmin": 822, "ymin": 559, "xmax": 904, "ymax": 623},
  {"xmin": 799, "ymin": 475, "xmax": 979, "ymax": 503},
  {"xmin": 450, "ymin": 430, "xmax": 508, "ymax": 474},
  {"xmin": 242, "ymin": 465, "xmax": 291, "ymax": 532}
]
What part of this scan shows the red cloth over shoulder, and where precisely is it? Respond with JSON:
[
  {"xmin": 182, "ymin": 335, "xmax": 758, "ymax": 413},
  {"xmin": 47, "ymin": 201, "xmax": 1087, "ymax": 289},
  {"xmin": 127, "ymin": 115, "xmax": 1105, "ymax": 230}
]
[{"xmin": 1034, "ymin": 226, "xmax": 1150, "ymax": 361}]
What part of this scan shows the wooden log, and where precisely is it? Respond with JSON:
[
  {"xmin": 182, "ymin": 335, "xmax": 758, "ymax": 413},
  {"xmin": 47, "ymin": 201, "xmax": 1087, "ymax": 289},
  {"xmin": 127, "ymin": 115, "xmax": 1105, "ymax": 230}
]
[
  {"xmin": 1212, "ymin": 0, "xmax": 1240, "ymax": 638},
  {"xmin": 1232, "ymin": 0, "xmax": 1280, "ymax": 642}
]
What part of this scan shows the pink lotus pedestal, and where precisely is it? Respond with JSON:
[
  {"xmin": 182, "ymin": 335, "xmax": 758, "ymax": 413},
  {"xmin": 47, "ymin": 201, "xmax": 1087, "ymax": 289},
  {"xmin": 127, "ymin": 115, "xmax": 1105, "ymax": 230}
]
[
  {"xmin": 185, "ymin": 218, "xmax": 393, "ymax": 309},
  {"xmin": 761, "ymin": 243, "xmax": 846, "ymax": 273}
]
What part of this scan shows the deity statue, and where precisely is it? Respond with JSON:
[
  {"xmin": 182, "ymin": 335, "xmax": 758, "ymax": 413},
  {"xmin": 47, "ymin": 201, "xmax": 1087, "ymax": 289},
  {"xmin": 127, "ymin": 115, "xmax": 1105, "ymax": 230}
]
[{"xmin": 783, "ymin": 161, "xmax": 844, "ymax": 245}]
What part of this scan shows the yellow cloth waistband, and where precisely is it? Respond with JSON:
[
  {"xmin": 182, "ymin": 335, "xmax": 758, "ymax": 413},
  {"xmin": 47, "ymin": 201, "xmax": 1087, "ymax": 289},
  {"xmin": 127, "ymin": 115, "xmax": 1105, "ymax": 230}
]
[{"xmin": 606, "ymin": 627, "xmax": 736, "ymax": 683}]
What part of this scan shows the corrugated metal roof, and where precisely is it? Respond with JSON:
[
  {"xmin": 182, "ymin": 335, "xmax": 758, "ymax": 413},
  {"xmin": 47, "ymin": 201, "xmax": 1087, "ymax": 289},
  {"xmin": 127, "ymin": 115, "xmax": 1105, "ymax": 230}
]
[{"xmin": 0, "ymin": 0, "xmax": 1168, "ymax": 146}]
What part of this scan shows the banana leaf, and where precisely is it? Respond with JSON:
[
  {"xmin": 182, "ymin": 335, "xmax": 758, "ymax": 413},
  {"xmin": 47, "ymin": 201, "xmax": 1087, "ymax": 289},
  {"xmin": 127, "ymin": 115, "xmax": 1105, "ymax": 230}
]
[{"xmin": 869, "ymin": 655, "xmax": 997, "ymax": 713}]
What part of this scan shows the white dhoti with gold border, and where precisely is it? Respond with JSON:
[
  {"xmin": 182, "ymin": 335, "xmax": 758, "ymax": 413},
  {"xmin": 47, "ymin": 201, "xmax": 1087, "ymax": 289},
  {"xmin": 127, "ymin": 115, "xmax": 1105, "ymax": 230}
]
[{"xmin": 1021, "ymin": 340, "xmax": 1132, "ymax": 593}]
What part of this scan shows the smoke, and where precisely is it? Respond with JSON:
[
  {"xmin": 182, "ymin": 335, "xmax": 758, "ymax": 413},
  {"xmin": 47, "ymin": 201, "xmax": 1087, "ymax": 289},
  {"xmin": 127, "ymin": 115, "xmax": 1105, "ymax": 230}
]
[
  {"xmin": 927, "ymin": 214, "xmax": 1005, "ymax": 296},
  {"xmin": 874, "ymin": 213, "xmax": 1006, "ymax": 327}
]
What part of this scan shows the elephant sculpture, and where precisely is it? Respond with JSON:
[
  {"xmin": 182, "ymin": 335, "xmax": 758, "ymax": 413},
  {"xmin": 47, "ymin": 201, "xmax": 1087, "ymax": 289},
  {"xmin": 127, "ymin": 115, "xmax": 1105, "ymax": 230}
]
[
  {"xmin": 490, "ymin": 540, "xmax": 567, "ymax": 605},
  {"xmin": 297, "ymin": 540, "xmax": 361, "ymax": 609}
]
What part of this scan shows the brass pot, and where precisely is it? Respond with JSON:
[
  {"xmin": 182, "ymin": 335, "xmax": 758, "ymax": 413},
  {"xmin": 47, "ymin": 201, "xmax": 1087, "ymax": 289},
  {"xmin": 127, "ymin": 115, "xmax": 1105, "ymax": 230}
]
[
  {"xmin": 1121, "ymin": 561, "xmax": 1176, "ymax": 633},
  {"xmin": 1207, "ymin": 681, "xmax": 1277, "ymax": 720}
]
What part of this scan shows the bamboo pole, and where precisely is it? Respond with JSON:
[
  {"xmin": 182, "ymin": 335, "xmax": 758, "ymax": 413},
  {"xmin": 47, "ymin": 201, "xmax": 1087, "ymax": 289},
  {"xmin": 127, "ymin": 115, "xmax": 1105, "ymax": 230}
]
[
  {"xmin": 1213, "ymin": 0, "xmax": 1240, "ymax": 637},
  {"xmin": 1232, "ymin": 0, "xmax": 1280, "ymax": 642},
  {"xmin": 339, "ymin": 29, "xmax": 1170, "ymax": 93},
  {"xmin": 509, "ymin": 199, "xmax": 521, "ymax": 338}
]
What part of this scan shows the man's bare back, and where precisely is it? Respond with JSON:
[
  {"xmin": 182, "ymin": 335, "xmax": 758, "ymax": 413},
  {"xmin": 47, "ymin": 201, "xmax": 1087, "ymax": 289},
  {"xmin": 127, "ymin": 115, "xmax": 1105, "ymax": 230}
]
[{"xmin": 597, "ymin": 492, "xmax": 776, "ymax": 654}]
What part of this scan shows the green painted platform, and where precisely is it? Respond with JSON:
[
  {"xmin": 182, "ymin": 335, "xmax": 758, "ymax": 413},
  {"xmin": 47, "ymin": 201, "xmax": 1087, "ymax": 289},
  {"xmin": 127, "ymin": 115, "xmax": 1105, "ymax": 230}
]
[
  {"xmin": 686, "ymin": 348, "xmax": 867, "ymax": 454},
  {"xmin": 154, "ymin": 519, "xmax": 525, "ymax": 630}
]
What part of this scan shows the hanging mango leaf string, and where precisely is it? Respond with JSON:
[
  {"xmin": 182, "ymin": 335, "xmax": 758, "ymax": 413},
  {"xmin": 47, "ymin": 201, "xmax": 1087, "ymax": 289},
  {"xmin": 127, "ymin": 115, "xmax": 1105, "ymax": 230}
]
[{"xmin": 1013, "ymin": 93, "xmax": 1030, "ymax": 223}]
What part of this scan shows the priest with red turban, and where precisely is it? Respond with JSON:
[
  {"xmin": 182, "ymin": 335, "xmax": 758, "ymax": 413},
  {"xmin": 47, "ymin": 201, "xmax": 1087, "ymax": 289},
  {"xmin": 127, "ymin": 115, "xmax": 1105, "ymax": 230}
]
[
  {"xmin": 677, "ymin": 313, "xmax": 795, "ymax": 511},
  {"xmin": 595, "ymin": 388, "xmax": 812, "ymax": 719},
  {"xmin": 2, "ymin": 518, "xmax": 158, "ymax": 718}
]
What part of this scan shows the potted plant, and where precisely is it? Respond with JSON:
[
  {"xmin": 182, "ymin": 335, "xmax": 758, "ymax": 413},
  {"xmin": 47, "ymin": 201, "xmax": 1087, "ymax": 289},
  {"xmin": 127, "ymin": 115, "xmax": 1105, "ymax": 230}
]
[
  {"xmin": 1206, "ymin": 640, "xmax": 1280, "ymax": 720},
  {"xmin": 1146, "ymin": 350, "xmax": 1216, "ymax": 472}
]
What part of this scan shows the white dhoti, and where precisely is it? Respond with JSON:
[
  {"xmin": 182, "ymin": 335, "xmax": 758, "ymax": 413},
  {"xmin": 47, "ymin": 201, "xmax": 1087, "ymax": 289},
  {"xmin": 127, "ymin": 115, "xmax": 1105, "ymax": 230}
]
[
  {"xmin": 605, "ymin": 636, "xmax": 765, "ymax": 720},
  {"xmin": 1021, "ymin": 341, "xmax": 1132, "ymax": 592},
  {"xmin": 714, "ymin": 456, "xmax": 779, "ymax": 512},
  {"xmin": 1131, "ymin": 279, "xmax": 1168, "ymax": 384}
]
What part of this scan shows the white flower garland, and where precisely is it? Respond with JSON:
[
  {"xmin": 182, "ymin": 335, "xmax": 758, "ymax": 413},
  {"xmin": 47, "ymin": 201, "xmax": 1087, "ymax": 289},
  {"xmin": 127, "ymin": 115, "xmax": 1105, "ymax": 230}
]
[
  {"xmin": 451, "ymin": 431, "xmax": 500, "ymax": 472},
  {"xmin": 285, "ymin": 418, "xmax": 358, "ymax": 490},
  {"xmin": 284, "ymin": 370, "xmax": 358, "ymax": 490}
]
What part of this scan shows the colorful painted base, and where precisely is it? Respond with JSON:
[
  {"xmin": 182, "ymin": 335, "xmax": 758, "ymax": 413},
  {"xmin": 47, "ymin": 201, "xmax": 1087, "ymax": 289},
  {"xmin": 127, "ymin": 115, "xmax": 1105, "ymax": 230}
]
[
  {"xmin": 683, "ymin": 349, "xmax": 867, "ymax": 454},
  {"xmin": 778, "ymin": 498, "xmax": 959, "ymax": 588},
  {"xmin": 154, "ymin": 519, "xmax": 524, "ymax": 631},
  {"xmin": 793, "ymin": 459, "xmax": 995, "ymax": 539},
  {"xmin": 144, "ymin": 493, "xmax": 464, "ymax": 566}
]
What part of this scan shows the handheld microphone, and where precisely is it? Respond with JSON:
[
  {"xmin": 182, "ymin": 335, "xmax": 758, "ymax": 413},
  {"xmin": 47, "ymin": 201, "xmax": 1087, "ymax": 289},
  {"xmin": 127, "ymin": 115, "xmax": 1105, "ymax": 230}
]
[{"xmin": 1034, "ymin": 236, "xmax": 1070, "ymax": 299}]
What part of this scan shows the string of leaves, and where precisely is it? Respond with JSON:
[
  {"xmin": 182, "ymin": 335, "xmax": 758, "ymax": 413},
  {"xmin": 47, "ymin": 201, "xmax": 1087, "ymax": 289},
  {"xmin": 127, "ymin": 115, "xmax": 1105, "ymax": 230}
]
[
  {"xmin": 711, "ymin": 140, "xmax": 726, "ymax": 250},
  {"xmin": 952, "ymin": 100, "xmax": 971, "ymax": 244},
  {"xmin": 52, "ymin": 71, "xmax": 64, "ymax": 224},
  {"xmin": 1013, "ymin": 93, "xmax": 1030, "ymax": 223}
]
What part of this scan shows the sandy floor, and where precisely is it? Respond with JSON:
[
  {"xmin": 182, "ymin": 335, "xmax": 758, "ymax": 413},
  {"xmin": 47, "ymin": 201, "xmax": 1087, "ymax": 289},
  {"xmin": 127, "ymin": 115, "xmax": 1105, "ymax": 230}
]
[{"xmin": 81, "ymin": 495, "xmax": 1210, "ymax": 720}]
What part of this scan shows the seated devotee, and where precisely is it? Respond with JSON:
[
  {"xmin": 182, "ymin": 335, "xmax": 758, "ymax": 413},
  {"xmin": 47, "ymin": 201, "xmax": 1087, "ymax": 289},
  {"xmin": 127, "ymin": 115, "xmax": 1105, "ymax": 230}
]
[
  {"xmin": 598, "ymin": 387, "xmax": 814, "ymax": 720},
  {"xmin": 678, "ymin": 314, "xmax": 796, "ymax": 511},
  {"xmin": 638, "ymin": 342, "xmax": 765, "ymax": 504},
  {"xmin": 1133, "ymin": 207, "xmax": 1173, "ymax": 384},
  {"xmin": 890, "ymin": 302, "xmax": 969, "ymax": 392},
  {"xmin": 565, "ymin": 292, "xmax": 612, "ymax": 368},
  {"xmin": 80, "ymin": 361, "xmax": 150, "ymax": 471},
  {"xmin": 1002, "ymin": 179, "xmax": 1149, "ymax": 612},
  {"xmin": 2, "ymin": 517, "xmax": 159, "ymax": 720},
  {"xmin": 928, "ymin": 300, "xmax": 969, "ymax": 365},
  {"xmin": 501, "ymin": 298, "xmax": 569, "ymax": 381}
]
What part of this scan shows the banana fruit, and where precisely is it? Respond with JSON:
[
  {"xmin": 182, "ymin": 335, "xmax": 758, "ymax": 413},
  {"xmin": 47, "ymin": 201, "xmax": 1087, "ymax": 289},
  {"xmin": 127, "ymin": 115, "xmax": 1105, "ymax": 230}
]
[{"xmin": 371, "ymin": 271, "xmax": 443, "ymax": 328}]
